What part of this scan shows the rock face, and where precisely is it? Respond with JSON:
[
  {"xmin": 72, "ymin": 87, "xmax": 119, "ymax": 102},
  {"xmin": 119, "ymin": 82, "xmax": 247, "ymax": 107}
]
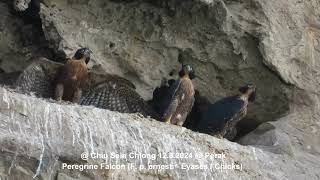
[
  {"xmin": 39, "ymin": 0, "xmax": 293, "ymax": 127},
  {"xmin": 0, "ymin": 2, "xmax": 32, "ymax": 72},
  {"xmin": 0, "ymin": 0, "xmax": 320, "ymax": 179},
  {"xmin": 0, "ymin": 87, "xmax": 319, "ymax": 180},
  {"xmin": 0, "ymin": 1, "xmax": 53, "ymax": 73},
  {"xmin": 13, "ymin": 0, "xmax": 31, "ymax": 11}
]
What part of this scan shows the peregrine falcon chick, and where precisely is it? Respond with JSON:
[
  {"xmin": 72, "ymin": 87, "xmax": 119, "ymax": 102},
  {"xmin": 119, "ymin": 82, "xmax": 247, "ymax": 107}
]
[
  {"xmin": 197, "ymin": 84, "xmax": 256, "ymax": 139},
  {"xmin": 15, "ymin": 57, "xmax": 157, "ymax": 118},
  {"xmin": 162, "ymin": 64, "xmax": 195, "ymax": 126},
  {"xmin": 55, "ymin": 48, "xmax": 92, "ymax": 103},
  {"xmin": 148, "ymin": 78, "xmax": 176, "ymax": 118}
]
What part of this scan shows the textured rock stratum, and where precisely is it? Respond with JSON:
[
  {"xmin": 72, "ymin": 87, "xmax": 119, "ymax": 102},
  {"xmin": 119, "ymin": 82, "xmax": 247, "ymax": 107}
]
[
  {"xmin": 39, "ymin": 0, "xmax": 294, "ymax": 127},
  {"xmin": 0, "ymin": 1, "xmax": 53, "ymax": 73},
  {"xmin": 0, "ymin": 1, "xmax": 32, "ymax": 72},
  {"xmin": 0, "ymin": 87, "xmax": 319, "ymax": 180},
  {"xmin": 0, "ymin": 0, "xmax": 320, "ymax": 179}
]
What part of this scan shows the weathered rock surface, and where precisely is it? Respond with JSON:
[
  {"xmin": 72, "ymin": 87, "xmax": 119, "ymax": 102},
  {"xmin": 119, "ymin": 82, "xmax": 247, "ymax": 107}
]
[
  {"xmin": 0, "ymin": 87, "xmax": 319, "ymax": 180},
  {"xmin": 0, "ymin": 1, "xmax": 52, "ymax": 73},
  {"xmin": 0, "ymin": 2, "xmax": 33, "ymax": 72},
  {"xmin": 38, "ymin": 0, "xmax": 294, "ymax": 127},
  {"xmin": 13, "ymin": 0, "xmax": 31, "ymax": 11},
  {"xmin": 0, "ymin": 0, "xmax": 320, "ymax": 179},
  {"xmin": 1, "ymin": 0, "xmax": 318, "ymax": 126}
]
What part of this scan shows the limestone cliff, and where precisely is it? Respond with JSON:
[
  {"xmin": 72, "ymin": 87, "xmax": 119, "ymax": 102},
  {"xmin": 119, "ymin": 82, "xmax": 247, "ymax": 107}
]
[{"xmin": 0, "ymin": 0, "xmax": 319, "ymax": 179}]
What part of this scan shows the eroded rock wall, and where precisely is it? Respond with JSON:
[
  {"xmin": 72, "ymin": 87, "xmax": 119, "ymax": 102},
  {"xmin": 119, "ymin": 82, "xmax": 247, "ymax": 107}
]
[
  {"xmin": 0, "ymin": 0, "xmax": 320, "ymax": 179},
  {"xmin": 0, "ymin": 1, "xmax": 33, "ymax": 72},
  {"xmin": 0, "ymin": 0, "xmax": 53, "ymax": 73},
  {"xmin": 37, "ymin": 0, "xmax": 298, "ymax": 128},
  {"xmin": 0, "ymin": 88, "xmax": 319, "ymax": 180}
]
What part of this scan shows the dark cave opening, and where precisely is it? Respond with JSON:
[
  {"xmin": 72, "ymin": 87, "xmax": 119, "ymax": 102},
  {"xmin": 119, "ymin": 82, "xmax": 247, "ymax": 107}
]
[{"xmin": 9, "ymin": 0, "xmax": 62, "ymax": 62}]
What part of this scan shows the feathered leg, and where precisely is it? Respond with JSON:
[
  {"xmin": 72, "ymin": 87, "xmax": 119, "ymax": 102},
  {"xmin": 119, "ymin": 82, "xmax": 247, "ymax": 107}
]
[
  {"xmin": 164, "ymin": 115, "xmax": 172, "ymax": 124},
  {"xmin": 176, "ymin": 113, "xmax": 188, "ymax": 126},
  {"xmin": 55, "ymin": 83, "xmax": 64, "ymax": 102},
  {"xmin": 72, "ymin": 88, "xmax": 82, "ymax": 103},
  {"xmin": 163, "ymin": 99, "xmax": 178, "ymax": 124}
]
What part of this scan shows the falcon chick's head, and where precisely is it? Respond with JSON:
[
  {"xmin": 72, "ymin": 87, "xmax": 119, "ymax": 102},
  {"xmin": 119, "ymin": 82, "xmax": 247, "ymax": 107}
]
[
  {"xmin": 239, "ymin": 83, "xmax": 256, "ymax": 102},
  {"xmin": 179, "ymin": 64, "xmax": 196, "ymax": 80},
  {"xmin": 74, "ymin": 48, "xmax": 93, "ymax": 64}
]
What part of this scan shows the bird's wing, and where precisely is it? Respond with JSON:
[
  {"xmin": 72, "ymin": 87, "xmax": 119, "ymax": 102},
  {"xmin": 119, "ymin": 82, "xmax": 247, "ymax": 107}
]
[
  {"xmin": 15, "ymin": 60, "xmax": 158, "ymax": 118},
  {"xmin": 15, "ymin": 57, "xmax": 63, "ymax": 98},
  {"xmin": 0, "ymin": 72, "xmax": 22, "ymax": 87},
  {"xmin": 85, "ymin": 72, "xmax": 136, "ymax": 90},
  {"xmin": 197, "ymin": 96, "xmax": 244, "ymax": 134},
  {"xmin": 212, "ymin": 96, "xmax": 244, "ymax": 122},
  {"xmin": 187, "ymin": 95, "xmax": 195, "ymax": 114},
  {"xmin": 149, "ymin": 81, "xmax": 177, "ymax": 117},
  {"xmin": 80, "ymin": 79, "xmax": 158, "ymax": 119},
  {"xmin": 80, "ymin": 81, "xmax": 130, "ymax": 112},
  {"xmin": 162, "ymin": 79, "xmax": 183, "ymax": 120},
  {"xmin": 116, "ymin": 86, "xmax": 158, "ymax": 118}
]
